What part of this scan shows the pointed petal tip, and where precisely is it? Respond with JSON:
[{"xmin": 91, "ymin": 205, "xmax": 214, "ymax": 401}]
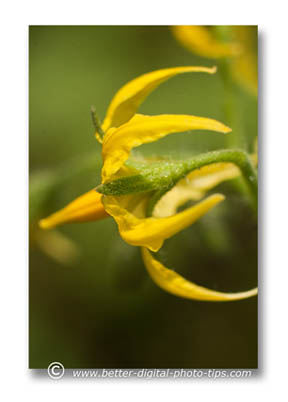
[
  {"xmin": 213, "ymin": 193, "xmax": 226, "ymax": 202},
  {"xmin": 225, "ymin": 126, "xmax": 232, "ymax": 134},
  {"xmin": 38, "ymin": 217, "xmax": 57, "ymax": 230},
  {"xmin": 39, "ymin": 219, "xmax": 48, "ymax": 230},
  {"xmin": 38, "ymin": 210, "xmax": 67, "ymax": 230}
]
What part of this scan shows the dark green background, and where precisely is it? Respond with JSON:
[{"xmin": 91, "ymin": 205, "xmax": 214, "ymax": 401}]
[{"xmin": 29, "ymin": 26, "xmax": 257, "ymax": 369}]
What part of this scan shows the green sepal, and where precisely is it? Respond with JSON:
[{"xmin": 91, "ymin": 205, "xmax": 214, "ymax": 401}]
[{"xmin": 96, "ymin": 159, "xmax": 185, "ymax": 195}]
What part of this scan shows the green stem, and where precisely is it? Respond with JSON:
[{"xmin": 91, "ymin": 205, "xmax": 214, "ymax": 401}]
[{"xmin": 146, "ymin": 149, "xmax": 257, "ymax": 216}]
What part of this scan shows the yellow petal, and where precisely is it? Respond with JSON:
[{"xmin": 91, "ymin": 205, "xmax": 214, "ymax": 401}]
[
  {"xmin": 101, "ymin": 65, "xmax": 217, "ymax": 133},
  {"xmin": 39, "ymin": 190, "xmax": 109, "ymax": 230},
  {"xmin": 171, "ymin": 26, "xmax": 239, "ymax": 59},
  {"xmin": 102, "ymin": 193, "xmax": 225, "ymax": 252},
  {"xmin": 142, "ymin": 247, "xmax": 257, "ymax": 301},
  {"xmin": 186, "ymin": 162, "xmax": 240, "ymax": 190},
  {"xmin": 102, "ymin": 113, "xmax": 231, "ymax": 181},
  {"xmin": 153, "ymin": 162, "xmax": 240, "ymax": 218}
]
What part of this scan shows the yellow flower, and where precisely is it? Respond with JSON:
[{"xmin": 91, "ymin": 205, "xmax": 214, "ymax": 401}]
[
  {"xmin": 171, "ymin": 25, "xmax": 258, "ymax": 95},
  {"xmin": 39, "ymin": 66, "xmax": 257, "ymax": 302}
]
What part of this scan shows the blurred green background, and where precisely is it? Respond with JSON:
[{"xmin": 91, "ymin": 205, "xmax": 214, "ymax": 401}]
[{"xmin": 29, "ymin": 26, "xmax": 257, "ymax": 369}]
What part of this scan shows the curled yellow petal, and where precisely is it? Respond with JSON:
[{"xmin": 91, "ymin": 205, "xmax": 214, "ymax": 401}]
[
  {"xmin": 102, "ymin": 113, "xmax": 231, "ymax": 181},
  {"xmin": 102, "ymin": 193, "xmax": 225, "ymax": 252},
  {"xmin": 39, "ymin": 190, "xmax": 109, "ymax": 230},
  {"xmin": 101, "ymin": 65, "xmax": 217, "ymax": 133},
  {"xmin": 142, "ymin": 247, "xmax": 258, "ymax": 302},
  {"xmin": 171, "ymin": 26, "xmax": 240, "ymax": 59}
]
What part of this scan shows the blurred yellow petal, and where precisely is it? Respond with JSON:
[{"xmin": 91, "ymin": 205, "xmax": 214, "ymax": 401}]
[
  {"xmin": 231, "ymin": 53, "xmax": 258, "ymax": 95},
  {"xmin": 230, "ymin": 26, "xmax": 258, "ymax": 95},
  {"xmin": 102, "ymin": 193, "xmax": 225, "ymax": 252},
  {"xmin": 142, "ymin": 247, "xmax": 257, "ymax": 301},
  {"xmin": 171, "ymin": 26, "xmax": 257, "ymax": 96},
  {"xmin": 102, "ymin": 113, "xmax": 231, "ymax": 181},
  {"xmin": 171, "ymin": 26, "xmax": 239, "ymax": 59},
  {"xmin": 35, "ymin": 229, "xmax": 80, "ymax": 265},
  {"xmin": 39, "ymin": 190, "xmax": 109, "ymax": 230},
  {"xmin": 101, "ymin": 65, "xmax": 217, "ymax": 133}
]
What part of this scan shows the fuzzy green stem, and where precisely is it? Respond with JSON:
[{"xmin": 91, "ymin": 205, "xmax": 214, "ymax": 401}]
[
  {"xmin": 183, "ymin": 149, "xmax": 257, "ymax": 197},
  {"xmin": 146, "ymin": 149, "xmax": 257, "ymax": 216},
  {"xmin": 98, "ymin": 149, "xmax": 257, "ymax": 214}
]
